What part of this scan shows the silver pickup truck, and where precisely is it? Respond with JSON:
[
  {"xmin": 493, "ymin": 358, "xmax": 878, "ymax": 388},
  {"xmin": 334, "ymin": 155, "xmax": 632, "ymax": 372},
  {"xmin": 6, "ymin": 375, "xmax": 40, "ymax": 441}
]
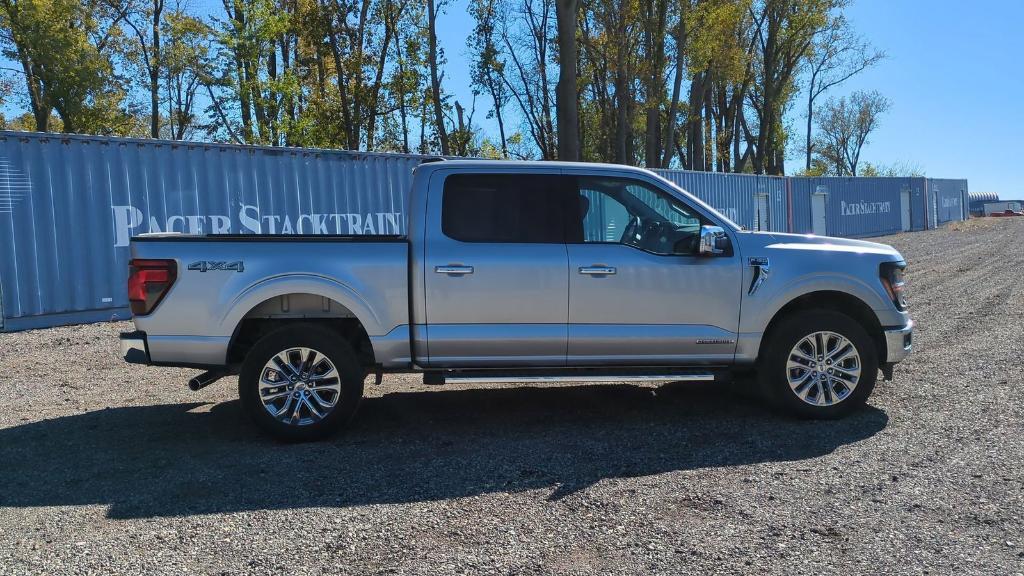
[{"xmin": 121, "ymin": 160, "xmax": 913, "ymax": 441}]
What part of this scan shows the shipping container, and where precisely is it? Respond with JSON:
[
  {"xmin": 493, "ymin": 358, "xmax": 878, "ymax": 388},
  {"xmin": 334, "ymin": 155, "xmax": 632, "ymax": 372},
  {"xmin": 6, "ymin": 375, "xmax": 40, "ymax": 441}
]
[
  {"xmin": 0, "ymin": 131, "xmax": 423, "ymax": 331},
  {"xmin": 654, "ymin": 170, "xmax": 788, "ymax": 232},
  {"xmin": 790, "ymin": 177, "xmax": 927, "ymax": 237},
  {"xmin": 982, "ymin": 200, "xmax": 1023, "ymax": 214},
  {"xmin": 0, "ymin": 131, "xmax": 970, "ymax": 331},
  {"xmin": 927, "ymin": 178, "xmax": 969, "ymax": 226}
]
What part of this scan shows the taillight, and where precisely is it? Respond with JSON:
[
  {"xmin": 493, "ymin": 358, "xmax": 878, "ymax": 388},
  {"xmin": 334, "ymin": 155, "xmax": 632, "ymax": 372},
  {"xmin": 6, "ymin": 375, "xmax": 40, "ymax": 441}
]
[{"xmin": 128, "ymin": 259, "xmax": 177, "ymax": 316}]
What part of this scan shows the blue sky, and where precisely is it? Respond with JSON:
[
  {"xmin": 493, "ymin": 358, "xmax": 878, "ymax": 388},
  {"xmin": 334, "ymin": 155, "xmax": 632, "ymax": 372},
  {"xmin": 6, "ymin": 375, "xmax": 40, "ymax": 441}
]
[
  {"xmin": 433, "ymin": 0, "xmax": 1024, "ymax": 198},
  {"xmin": 830, "ymin": 0, "xmax": 1024, "ymax": 197}
]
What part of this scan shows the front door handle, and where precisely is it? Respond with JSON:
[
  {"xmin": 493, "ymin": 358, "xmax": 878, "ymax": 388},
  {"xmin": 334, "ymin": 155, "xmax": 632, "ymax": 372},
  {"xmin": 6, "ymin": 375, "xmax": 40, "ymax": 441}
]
[
  {"xmin": 435, "ymin": 265, "xmax": 474, "ymax": 275},
  {"xmin": 579, "ymin": 266, "xmax": 616, "ymax": 275}
]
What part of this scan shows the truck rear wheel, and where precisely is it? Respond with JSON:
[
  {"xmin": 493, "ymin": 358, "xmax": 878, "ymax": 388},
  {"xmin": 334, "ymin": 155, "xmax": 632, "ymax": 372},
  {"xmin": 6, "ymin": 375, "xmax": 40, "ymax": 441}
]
[
  {"xmin": 238, "ymin": 324, "xmax": 364, "ymax": 441},
  {"xmin": 758, "ymin": 310, "xmax": 877, "ymax": 419}
]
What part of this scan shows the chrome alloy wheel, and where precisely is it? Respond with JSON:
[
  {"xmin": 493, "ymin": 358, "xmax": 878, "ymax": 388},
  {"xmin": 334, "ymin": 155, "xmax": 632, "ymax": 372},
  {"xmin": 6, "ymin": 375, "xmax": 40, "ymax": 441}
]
[
  {"xmin": 259, "ymin": 347, "xmax": 342, "ymax": 426},
  {"xmin": 786, "ymin": 331, "xmax": 861, "ymax": 406}
]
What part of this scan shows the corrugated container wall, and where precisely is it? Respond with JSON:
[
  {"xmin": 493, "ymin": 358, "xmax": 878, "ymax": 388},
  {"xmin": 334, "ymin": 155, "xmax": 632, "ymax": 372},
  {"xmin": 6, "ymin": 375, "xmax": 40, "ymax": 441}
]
[
  {"xmin": 654, "ymin": 170, "xmax": 788, "ymax": 232},
  {"xmin": 926, "ymin": 179, "xmax": 969, "ymax": 226},
  {"xmin": 790, "ymin": 177, "xmax": 927, "ymax": 236},
  {"xmin": 982, "ymin": 201, "xmax": 1023, "ymax": 214},
  {"xmin": 0, "ymin": 132, "xmax": 422, "ymax": 330}
]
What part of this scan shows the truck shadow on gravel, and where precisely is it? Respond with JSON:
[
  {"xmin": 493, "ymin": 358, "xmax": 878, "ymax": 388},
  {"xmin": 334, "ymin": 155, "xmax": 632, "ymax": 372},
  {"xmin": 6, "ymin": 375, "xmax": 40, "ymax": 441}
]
[{"xmin": 0, "ymin": 381, "xmax": 887, "ymax": 519}]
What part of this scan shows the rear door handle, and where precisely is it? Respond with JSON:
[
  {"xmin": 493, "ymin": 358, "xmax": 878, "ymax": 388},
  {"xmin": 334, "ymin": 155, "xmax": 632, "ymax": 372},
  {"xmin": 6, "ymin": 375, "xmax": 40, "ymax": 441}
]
[
  {"xmin": 435, "ymin": 265, "xmax": 474, "ymax": 275},
  {"xmin": 579, "ymin": 266, "xmax": 616, "ymax": 275}
]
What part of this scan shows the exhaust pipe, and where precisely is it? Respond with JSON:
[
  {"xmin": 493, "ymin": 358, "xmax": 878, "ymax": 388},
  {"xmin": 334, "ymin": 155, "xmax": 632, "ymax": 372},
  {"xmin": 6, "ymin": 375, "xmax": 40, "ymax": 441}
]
[{"xmin": 189, "ymin": 370, "xmax": 228, "ymax": 391}]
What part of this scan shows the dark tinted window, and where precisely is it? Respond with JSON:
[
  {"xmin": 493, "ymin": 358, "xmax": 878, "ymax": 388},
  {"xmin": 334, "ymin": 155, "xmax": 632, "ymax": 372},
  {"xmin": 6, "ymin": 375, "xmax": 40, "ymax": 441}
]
[{"xmin": 442, "ymin": 173, "xmax": 569, "ymax": 243}]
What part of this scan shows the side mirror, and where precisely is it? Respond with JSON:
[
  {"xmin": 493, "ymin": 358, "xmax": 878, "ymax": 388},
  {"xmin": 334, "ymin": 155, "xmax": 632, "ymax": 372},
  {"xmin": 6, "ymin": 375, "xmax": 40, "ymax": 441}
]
[{"xmin": 699, "ymin": 225, "xmax": 728, "ymax": 256}]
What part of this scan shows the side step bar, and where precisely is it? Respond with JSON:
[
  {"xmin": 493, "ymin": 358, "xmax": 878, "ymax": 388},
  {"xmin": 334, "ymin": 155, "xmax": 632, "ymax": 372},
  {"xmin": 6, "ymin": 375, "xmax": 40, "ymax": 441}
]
[
  {"xmin": 424, "ymin": 368, "xmax": 724, "ymax": 386},
  {"xmin": 446, "ymin": 373, "xmax": 716, "ymax": 384}
]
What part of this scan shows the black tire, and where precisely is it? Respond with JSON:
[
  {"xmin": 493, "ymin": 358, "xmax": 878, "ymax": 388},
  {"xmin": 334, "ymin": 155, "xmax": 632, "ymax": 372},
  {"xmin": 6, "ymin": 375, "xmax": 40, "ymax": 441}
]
[
  {"xmin": 758, "ymin": 309, "xmax": 877, "ymax": 419},
  {"xmin": 238, "ymin": 323, "xmax": 364, "ymax": 442}
]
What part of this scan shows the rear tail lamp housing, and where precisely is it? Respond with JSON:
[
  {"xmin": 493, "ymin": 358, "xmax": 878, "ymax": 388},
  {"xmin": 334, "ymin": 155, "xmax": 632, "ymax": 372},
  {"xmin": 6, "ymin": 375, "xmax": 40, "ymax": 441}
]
[
  {"xmin": 128, "ymin": 259, "xmax": 177, "ymax": 316},
  {"xmin": 880, "ymin": 261, "xmax": 907, "ymax": 311}
]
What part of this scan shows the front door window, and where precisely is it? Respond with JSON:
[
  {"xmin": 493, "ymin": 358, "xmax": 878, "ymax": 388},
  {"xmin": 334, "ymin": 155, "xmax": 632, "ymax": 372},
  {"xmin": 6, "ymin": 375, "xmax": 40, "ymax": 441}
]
[{"xmin": 577, "ymin": 177, "xmax": 703, "ymax": 255}]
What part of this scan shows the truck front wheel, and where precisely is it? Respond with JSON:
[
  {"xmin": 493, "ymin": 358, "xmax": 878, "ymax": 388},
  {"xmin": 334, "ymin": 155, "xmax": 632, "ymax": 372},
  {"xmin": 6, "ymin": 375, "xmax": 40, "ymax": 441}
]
[
  {"xmin": 758, "ymin": 310, "xmax": 878, "ymax": 419},
  {"xmin": 238, "ymin": 324, "xmax": 364, "ymax": 441}
]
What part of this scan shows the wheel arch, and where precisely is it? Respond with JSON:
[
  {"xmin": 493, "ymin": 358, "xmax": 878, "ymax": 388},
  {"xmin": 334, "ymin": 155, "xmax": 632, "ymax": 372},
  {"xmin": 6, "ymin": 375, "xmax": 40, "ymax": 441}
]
[
  {"xmin": 758, "ymin": 290, "xmax": 885, "ymax": 363},
  {"xmin": 223, "ymin": 281, "xmax": 379, "ymax": 368}
]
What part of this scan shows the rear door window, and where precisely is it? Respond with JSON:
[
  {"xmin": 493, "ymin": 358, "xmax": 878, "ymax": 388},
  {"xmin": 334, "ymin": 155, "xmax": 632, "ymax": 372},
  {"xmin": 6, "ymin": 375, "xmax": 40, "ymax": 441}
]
[{"xmin": 442, "ymin": 173, "xmax": 570, "ymax": 243}]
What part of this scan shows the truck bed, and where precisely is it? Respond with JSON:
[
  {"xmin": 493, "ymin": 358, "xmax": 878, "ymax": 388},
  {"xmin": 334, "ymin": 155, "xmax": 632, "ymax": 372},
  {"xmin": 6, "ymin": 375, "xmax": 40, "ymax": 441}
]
[{"xmin": 129, "ymin": 234, "xmax": 411, "ymax": 367}]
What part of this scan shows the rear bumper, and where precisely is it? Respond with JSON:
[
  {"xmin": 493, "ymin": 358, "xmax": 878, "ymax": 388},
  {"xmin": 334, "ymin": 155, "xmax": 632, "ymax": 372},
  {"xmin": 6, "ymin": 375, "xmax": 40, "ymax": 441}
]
[
  {"xmin": 883, "ymin": 320, "xmax": 913, "ymax": 363},
  {"xmin": 120, "ymin": 330, "xmax": 150, "ymax": 364},
  {"xmin": 120, "ymin": 330, "xmax": 228, "ymax": 369}
]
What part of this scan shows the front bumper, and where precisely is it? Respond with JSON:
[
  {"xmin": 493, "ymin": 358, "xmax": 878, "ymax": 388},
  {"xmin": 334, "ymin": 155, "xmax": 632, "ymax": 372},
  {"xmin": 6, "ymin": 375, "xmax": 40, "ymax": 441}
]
[
  {"xmin": 120, "ymin": 330, "xmax": 151, "ymax": 365},
  {"xmin": 883, "ymin": 320, "xmax": 913, "ymax": 363}
]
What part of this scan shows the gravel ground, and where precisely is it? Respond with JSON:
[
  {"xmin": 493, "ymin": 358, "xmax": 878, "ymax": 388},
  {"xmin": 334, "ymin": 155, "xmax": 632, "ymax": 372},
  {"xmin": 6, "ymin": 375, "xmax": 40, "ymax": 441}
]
[{"xmin": 1, "ymin": 218, "xmax": 1023, "ymax": 575}]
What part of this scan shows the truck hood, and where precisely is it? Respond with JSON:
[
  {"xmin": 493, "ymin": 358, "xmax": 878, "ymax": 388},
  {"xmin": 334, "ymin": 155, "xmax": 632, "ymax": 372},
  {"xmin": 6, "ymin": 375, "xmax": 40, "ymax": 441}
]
[{"xmin": 736, "ymin": 231, "xmax": 904, "ymax": 260}]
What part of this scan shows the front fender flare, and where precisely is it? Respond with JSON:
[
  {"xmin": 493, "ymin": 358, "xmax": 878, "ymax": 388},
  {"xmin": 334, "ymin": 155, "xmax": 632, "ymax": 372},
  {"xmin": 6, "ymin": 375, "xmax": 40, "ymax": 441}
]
[{"xmin": 739, "ymin": 272, "xmax": 890, "ymax": 347}]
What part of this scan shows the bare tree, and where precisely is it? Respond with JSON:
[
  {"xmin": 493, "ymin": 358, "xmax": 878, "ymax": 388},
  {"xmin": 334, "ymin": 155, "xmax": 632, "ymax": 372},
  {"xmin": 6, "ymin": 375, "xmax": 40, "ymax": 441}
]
[
  {"xmin": 499, "ymin": 0, "xmax": 557, "ymax": 159},
  {"xmin": 813, "ymin": 89, "xmax": 890, "ymax": 176},
  {"xmin": 803, "ymin": 12, "xmax": 884, "ymax": 170}
]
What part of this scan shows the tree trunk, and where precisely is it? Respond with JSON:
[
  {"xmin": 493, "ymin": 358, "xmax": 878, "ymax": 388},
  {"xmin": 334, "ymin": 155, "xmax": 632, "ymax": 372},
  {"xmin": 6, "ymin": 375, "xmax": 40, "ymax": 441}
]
[
  {"xmin": 426, "ymin": 0, "xmax": 450, "ymax": 155},
  {"xmin": 365, "ymin": 3, "xmax": 396, "ymax": 151},
  {"xmin": 148, "ymin": 0, "xmax": 163, "ymax": 137},
  {"xmin": 555, "ymin": 0, "xmax": 579, "ymax": 161},
  {"xmin": 394, "ymin": 26, "xmax": 410, "ymax": 153},
  {"xmin": 642, "ymin": 0, "xmax": 667, "ymax": 168},
  {"xmin": 537, "ymin": 11, "xmax": 555, "ymax": 159},
  {"xmin": 19, "ymin": 59, "xmax": 48, "ymax": 131},
  {"xmin": 661, "ymin": 12, "xmax": 686, "ymax": 168},
  {"xmin": 685, "ymin": 72, "xmax": 706, "ymax": 170},
  {"xmin": 325, "ymin": 3, "xmax": 355, "ymax": 149},
  {"xmin": 230, "ymin": 0, "xmax": 253, "ymax": 142},
  {"xmin": 488, "ymin": 75, "xmax": 508, "ymax": 156},
  {"xmin": 613, "ymin": 63, "xmax": 628, "ymax": 163},
  {"xmin": 805, "ymin": 79, "xmax": 814, "ymax": 171}
]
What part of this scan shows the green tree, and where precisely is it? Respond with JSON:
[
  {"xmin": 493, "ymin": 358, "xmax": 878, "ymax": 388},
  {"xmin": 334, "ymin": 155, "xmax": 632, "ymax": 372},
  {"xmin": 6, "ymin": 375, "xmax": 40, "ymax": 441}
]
[
  {"xmin": 747, "ymin": 0, "xmax": 834, "ymax": 174},
  {"xmin": 468, "ymin": 0, "xmax": 510, "ymax": 156},
  {"xmin": 0, "ymin": 0, "xmax": 131, "ymax": 133}
]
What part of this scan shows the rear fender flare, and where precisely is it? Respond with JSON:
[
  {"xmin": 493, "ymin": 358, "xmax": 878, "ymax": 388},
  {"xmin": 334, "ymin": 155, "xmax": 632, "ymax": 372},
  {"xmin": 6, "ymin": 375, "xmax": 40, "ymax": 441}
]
[{"xmin": 219, "ymin": 274, "xmax": 384, "ymax": 337}]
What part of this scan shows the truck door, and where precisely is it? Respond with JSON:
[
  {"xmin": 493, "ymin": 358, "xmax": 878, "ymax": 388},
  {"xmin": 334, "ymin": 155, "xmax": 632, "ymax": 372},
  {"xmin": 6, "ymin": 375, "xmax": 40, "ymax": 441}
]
[
  {"xmin": 565, "ymin": 175, "xmax": 743, "ymax": 365},
  {"xmin": 423, "ymin": 170, "xmax": 573, "ymax": 367}
]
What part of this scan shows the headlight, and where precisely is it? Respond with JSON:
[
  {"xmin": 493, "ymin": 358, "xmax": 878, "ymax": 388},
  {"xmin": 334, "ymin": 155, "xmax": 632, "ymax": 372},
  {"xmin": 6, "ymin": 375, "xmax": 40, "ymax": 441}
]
[{"xmin": 880, "ymin": 262, "xmax": 907, "ymax": 311}]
